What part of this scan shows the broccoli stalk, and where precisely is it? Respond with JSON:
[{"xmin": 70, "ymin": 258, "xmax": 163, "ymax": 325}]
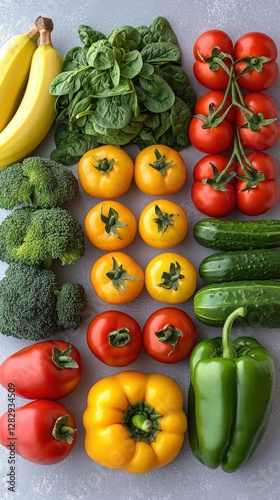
[
  {"xmin": 0, "ymin": 156, "xmax": 79, "ymax": 209},
  {"xmin": 0, "ymin": 263, "xmax": 87, "ymax": 340},
  {"xmin": 0, "ymin": 206, "xmax": 85, "ymax": 266}
]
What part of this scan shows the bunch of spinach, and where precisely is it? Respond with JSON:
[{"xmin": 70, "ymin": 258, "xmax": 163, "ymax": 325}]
[{"xmin": 49, "ymin": 17, "xmax": 196, "ymax": 166}]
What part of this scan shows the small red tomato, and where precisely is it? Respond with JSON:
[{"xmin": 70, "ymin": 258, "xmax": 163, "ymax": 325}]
[
  {"xmin": 87, "ymin": 310, "xmax": 142, "ymax": 367},
  {"xmin": 234, "ymin": 32, "xmax": 279, "ymax": 92},
  {"xmin": 143, "ymin": 307, "xmax": 196, "ymax": 363},
  {"xmin": 235, "ymin": 93, "xmax": 280, "ymax": 151},
  {"xmin": 236, "ymin": 151, "xmax": 279, "ymax": 216},
  {"xmin": 0, "ymin": 340, "xmax": 82, "ymax": 400},
  {"xmin": 194, "ymin": 90, "xmax": 235, "ymax": 123},
  {"xmin": 189, "ymin": 116, "xmax": 234, "ymax": 154},
  {"xmin": 191, "ymin": 154, "xmax": 236, "ymax": 217},
  {"xmin": 0, "ymin": 400, "xmax": 77, "ymax": 465},
  {"xmin": 193, "ymin": 30, "xmax": 233, "ymax": 90}
]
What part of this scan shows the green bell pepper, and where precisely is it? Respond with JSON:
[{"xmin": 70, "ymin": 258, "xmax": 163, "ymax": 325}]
[{"xmin": 187, "ymin": 306, "xmax": 275, "ymax": 473}]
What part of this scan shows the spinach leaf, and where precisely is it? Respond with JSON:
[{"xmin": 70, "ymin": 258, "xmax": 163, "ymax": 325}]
[
  {"xmin": 158, "ymin": 64, "xmax": 196, "ymax": 109},
  {"xmin": 120, "ymin": 50, "xmax": 143, "ymax": 79},
  {"xmin": 139, "ymin": 74, "xmax": 175, "ymax": 113},
  {"xmin": 86, "ymin": 40, "xmax": 115, "ymax": 70},
  {"xmin": 148, "ymin": 17, "xmax": 179, "ymax": 45},
  {"xmin": 49, "ymin": 70, "xmax": 82, "ymax": 96},
  {"xmin": 78, "ymin": 25, "xmax": 106, "ymax": 48},
  {"xmin": 84, "ymin": 73, "xmax": 133, "ymax": 98},
  {"xmin": 93, "ymin": 94, "xmax": 134, "ymax": 129},
  {"xmin": 108, "ymin": 25, "xmax": 142, "ymax": 51},
  {"xmin": 139, "ymin": 63, "xmax": 154, "ymax": 78},
  {"xmin": 63, "ymin": 47, "xmax": 88, "ymax": 71},
  {"xmin": 51, "ymin": 123, "xmax": 98, "ymax": 165},
  {"xmin": 141, "ymin": 42, "xmax": 181, "ymax": 65}
]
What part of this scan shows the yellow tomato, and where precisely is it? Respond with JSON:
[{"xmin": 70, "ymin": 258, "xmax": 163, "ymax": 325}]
[
  {"xmin": 90, "ymin": 251, "xmax": 144, "ymax": 304},
  {"xmin": 85, "ymin": 200, "xmax": 137, "ymax": 251},
  {"xmin": 134, "ymin": 145, "xmax": 187, "ymax": 195},
  {"xmin": 145, "ymin": 252, "xmax": 197, "ymax": 304},
  {"xmin": 139, "ymin": 199, "xmax": 188, "ymax": 248},
  {"xmin": 78, "ymin": 145, "xmax": 134, "ymax": 198}
]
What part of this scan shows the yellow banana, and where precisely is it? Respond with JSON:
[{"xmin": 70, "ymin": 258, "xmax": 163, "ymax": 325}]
[
  {"xmin": 0, "ymin": 17, "xmax": 63, "ymax": 170},
  {"xmin": 0, "ymin": 21, "xmax": 39, "ymax": 132}
]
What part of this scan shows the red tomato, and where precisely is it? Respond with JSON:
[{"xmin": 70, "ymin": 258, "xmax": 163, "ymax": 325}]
[
  {"xmin": 193, "ymin": 30, "xmax": 233, "ymax": 90},
  {"xmin": 236, "ymin": 93, "xmax": 280, "ymax": 150},
  {"xmin": 87, "ymin": 310, "xmax": 142, "ymax": 367},
  {"xmin": 0, "ymin": 399, "xmax": 77, "ymax": 464},
  {"xmin": 143, "ymin": 307, "xmax": 196, "ymax": 363},
  {"xmin": 236, "ymin": 151, "xmax": 279, "ymax": 215},
  {"xmin": 194, "ymin": 90, "xmax": 235, "ymax": 123},
  {"xmin": 234, "ymin": 32, "xmax": 279, "ymax": 92},
  {"xmin": 193, "ymin": 29, "xmax": 234, "ymax": 60},
  {"xmin": 193, "ymin": 154, "xmax": 236, "ymax": 184},
  {"xmin": 191, "ymin": 182, "xmax": 236, "ymax": 217},
  {"xmin": 0, "ymin": 340, "xmax": 82, "ymax": 400},
  {"xmin": 189, "ymin": 116, "xmax": 234, "ymax": 154},
  {"xmin": 193, "ymin": 60, "xmax": 232, "ymax": 90},
  {"xmin": 192, "ymin": 154, "xmax": 236, "ymax": 217}
]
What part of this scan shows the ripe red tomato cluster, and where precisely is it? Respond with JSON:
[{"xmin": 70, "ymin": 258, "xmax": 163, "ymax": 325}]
[{"xmin": 190, "ymin": 29, "xmax": 280, "ymax": 217}]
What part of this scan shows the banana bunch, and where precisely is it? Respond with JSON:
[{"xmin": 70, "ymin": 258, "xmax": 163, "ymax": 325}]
[{"xmin": 0, "ymin": 17, "xmax": 63, "ymax": 170}]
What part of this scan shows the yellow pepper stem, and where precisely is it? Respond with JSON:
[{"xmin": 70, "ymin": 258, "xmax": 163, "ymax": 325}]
[
  {"xmin": 131, "ymin": 414, "xmax": 153, "ymax": 432},
  {"xmin": 122, "ymin": 400, "xmax": 162, "ymax": 443}
]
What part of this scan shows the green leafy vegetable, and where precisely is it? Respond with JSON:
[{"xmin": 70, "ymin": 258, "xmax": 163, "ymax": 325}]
[{"xmin": 49, "ymin": 16, "xmax": 196, "ymax": 165}]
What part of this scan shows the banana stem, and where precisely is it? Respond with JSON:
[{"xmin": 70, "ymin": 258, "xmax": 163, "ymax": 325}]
[
  {"xmin": 35, "ymin": 17, "xmax": 54, "ymax": 46},
  {"xmin": 27, "ymin": 23, "xmax": 40, "ymax": 41}
]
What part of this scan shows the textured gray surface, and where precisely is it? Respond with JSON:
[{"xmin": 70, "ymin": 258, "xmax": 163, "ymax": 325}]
[{"xmin": 0, "ymin": 1, "xmax": 280, "ymax": 499}]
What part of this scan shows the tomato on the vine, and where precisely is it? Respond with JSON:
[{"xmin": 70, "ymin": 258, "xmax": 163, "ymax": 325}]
[
  {"xmin": 191, "ymin": 154, "xmax": 236, "ymax": 217},
  {"xmin": 236, "ymin": 151, "xmax": 279, "ymax": 216},
  {"xmin": 87, "ymin": 310, "xmax": 142, "ymax": 367},
  {"xmin": 194, "ymin": 90, "xmax": 235, "ymax": 123},
  {"xmin": 234, "ymin": 32, "xmax": 279, "ymax": 92},
  {"xmin": 235, "ymin": 93, "xmax": 280, "ymax": 150},
  {"xmin": 193, "ymin": 30, "xmax": 233, "ymax": 90},
  {"xmin": 143, "ymin": 307, "xmax": 196, "ymax": 364},
  {"xmin": 189, "ymin": 116, "xmax": 234, "ymax": 154}
]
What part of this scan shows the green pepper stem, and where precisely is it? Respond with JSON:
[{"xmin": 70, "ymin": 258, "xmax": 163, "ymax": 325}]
[
  {"xmin": 131, "ymin": 414, "xmax": 153, "ymax": 432},
  {"xmin": 222, "ymin": 307, "xmax": 247, "ymax": 360}
]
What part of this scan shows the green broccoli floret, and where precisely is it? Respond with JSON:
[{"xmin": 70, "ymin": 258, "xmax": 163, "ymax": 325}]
[
  {"xmin": 0, "ymin": 156, "xmax": 79, "ymax": 209},
  {"xmin": 0, "ymin": 207, "xmax": 85, "ymax": 266},
  {"xmin": 54, "ymin": 283, "xmax": 88, "ymax": 330},
  {"xmin": 0, "ymin": 263, "xmax": 88, "ymax": 340}
]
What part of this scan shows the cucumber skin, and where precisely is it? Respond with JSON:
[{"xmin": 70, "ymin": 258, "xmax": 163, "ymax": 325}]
[
  {"xmin": 193, "ymin": 218, "xmax": 280, "ymax": 250},
  {"xmin": 194, "ymin": 280, "xmax": 280, "ymax": 327},
  {"xmin": 199, "ymin": 249, "xmax": 280, "ymax": 283}
]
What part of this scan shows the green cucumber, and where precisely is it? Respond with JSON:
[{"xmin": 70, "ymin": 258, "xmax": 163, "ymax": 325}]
[
  {"xmin": 194, "ymin": 280, "xmax": 280, "ymax": 327},
  {"xmin": 199, "ymin": 249, "xmax": 280, "ymax": 283},
  {"xmin": 193, "ymin": 218, "xmax": 280, "ymax": 250}
]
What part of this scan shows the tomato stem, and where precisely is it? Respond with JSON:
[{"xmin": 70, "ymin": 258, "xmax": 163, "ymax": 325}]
[
  {"xmin": 149, "ymin": 148, "xmax": 173, "ymax": 175},
  {"xmin": 155, "ymin": 323, "xmax": 183, "ymax": 355},
  {"xmin": 108, "ymin": 327, "xmax": 131, "ymax": 347},
  {"xmin": 92, "ymin": 156, "xmax": 115, "ymax": 174}
]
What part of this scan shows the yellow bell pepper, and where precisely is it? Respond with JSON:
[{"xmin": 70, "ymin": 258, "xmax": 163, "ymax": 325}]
[{"xmin": 82, "ymin": 370, "xmax": 187, "ymax": 474}]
